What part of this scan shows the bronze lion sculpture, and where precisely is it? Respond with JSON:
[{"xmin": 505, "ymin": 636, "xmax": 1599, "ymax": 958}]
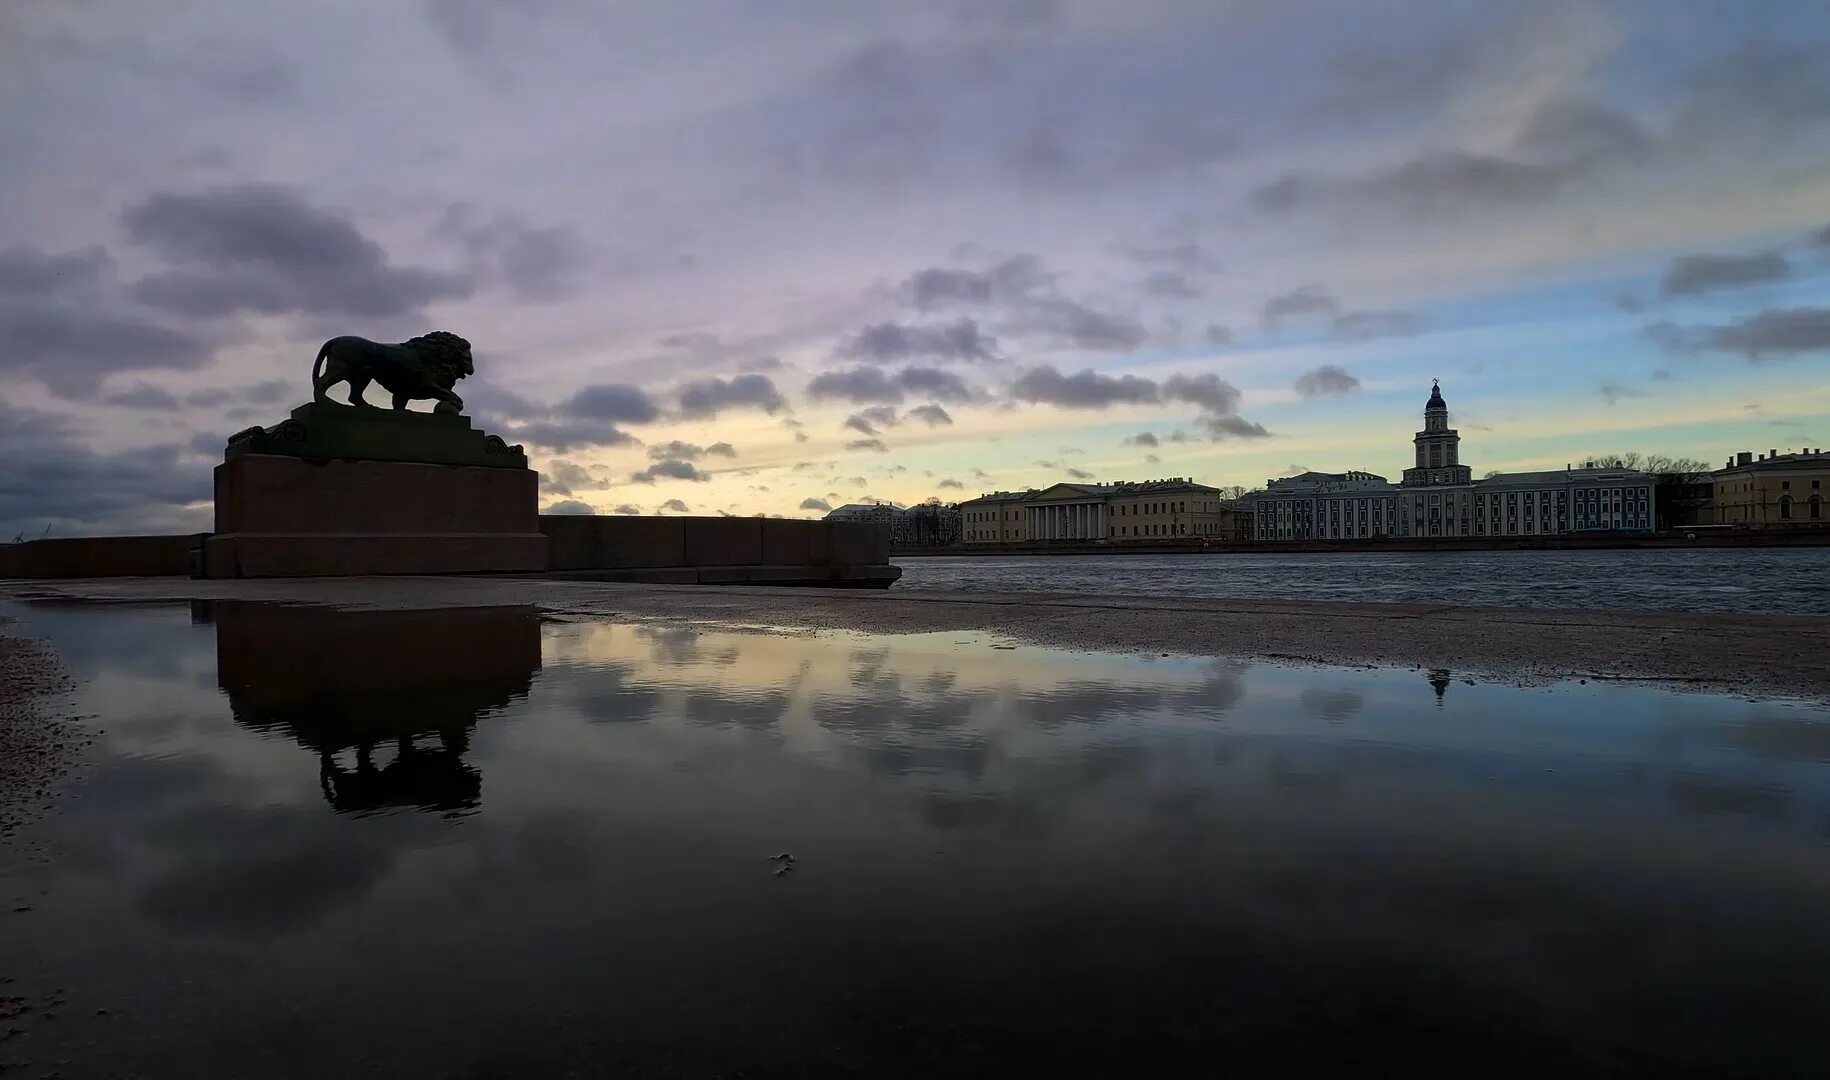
[{"xmin": 311, "ymin": 331, "xmax": 474, "ymax": 415}]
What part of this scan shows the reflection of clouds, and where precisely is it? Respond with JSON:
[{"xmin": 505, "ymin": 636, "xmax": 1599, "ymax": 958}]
[
  {"xmin": 1723, "ymin": 715, "xmax": 1830, "ymax": 764},
  {"xmin": 636, "ymin": 624, "xmax": 702, "ymax": 664},
  {"xmin": 1299, "ymin": 688, "xmax": 1364, "ymax": 724},
  {"xmin": 1670, "ymin": 775, "xmax": 1794, "ymax": 820},
  {"xmin": 17, "ymin": 601, "xmax": 1830, "ymax": 1072},
  {"xmin": 136, "ymin": 800, "xmax": 410, "ymax": 934}
]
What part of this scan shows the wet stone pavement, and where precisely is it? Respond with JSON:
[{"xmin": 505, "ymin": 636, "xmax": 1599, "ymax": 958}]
[{"xmin": 2, "ymin": 599, "xmax": 1830, "ymax": 1077}]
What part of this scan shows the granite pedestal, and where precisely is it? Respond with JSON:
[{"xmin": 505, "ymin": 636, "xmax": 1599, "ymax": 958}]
[{"xmin": 203, "ymin": 402, "xmax": 546, "ymax": 578}]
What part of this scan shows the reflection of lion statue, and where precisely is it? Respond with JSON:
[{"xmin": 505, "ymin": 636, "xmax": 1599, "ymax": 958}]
[{"xmin": 311, "ymin": 331, "xmax": 473, "ymax": 415}]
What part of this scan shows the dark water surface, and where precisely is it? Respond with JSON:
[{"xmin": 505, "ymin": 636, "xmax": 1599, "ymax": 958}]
[
  {"xmin": 895, "ymin": 547, "xmax": 1830, "ymax": 614},
  {"xmin": 4, "ymin": 600, "xmax": 1830, "ymax": 1077}
]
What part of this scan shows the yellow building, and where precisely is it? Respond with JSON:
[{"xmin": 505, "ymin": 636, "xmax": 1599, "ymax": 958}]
[
  {"xmin": 959, "ymin": 479, "xmax": 1246, "ymax": 545},
  {"xmin": 1713, "ymin": 449, "xmax": 1828, "ymax": 525},
  {"xmin": 959, "ymin": 490, "xmax": 1034, "ymax": 544}
]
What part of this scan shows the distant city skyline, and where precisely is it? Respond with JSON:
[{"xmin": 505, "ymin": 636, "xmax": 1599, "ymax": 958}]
[{"xmin": 2, "ymin": 1, "xmax": 1828, "ymax": 535}]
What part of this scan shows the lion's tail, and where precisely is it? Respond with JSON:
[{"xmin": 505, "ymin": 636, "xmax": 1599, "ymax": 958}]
[{"xmin": 310, "ymin": 339, "xmax": 334, "ymax": 395}]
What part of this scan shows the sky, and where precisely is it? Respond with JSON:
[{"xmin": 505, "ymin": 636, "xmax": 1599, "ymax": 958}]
[{"xmin": 2, "ymin": 0, "xmax": 1829, "ymax": 535}]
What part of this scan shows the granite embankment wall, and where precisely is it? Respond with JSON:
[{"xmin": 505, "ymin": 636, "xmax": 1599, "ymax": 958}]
[
  {"xmin": 1, "ymin": 516, "xmax": 897, "ymax": 586},
  {"xmin": 0, "ymin": 535, "xmax": 201, "ymax": 578},
  {"xmin": 538, "ymin": 515, "xmax": 895, "ymax": 586},
  {"xmin": 898, "ymin": 526, "xmax": 1830, "ymax": 556}
]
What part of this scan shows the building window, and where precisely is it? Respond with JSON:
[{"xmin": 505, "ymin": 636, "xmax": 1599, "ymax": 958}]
[
  {"xmin": 1812, "ymin": 496, "xmax": 1823, "ymax": 520},
  {"xmin": 1780, "ymin": 496, "xmax": 1793, "ymax": 519}
]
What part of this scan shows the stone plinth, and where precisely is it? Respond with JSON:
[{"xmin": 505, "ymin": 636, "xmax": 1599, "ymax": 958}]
[
  {"xmin": 205, "ymin": 454, "xmax": 546, "ymax": 578},
  {"xmin": 226, "ymin": 401, "xmax": 528, "ymax": 469}
]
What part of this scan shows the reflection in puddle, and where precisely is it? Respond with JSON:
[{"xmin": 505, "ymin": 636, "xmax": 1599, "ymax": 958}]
[
  {"xmin": 2, "ymin": 600, "xmax": 1829, "ymax": 1077},
  {"xmin": 211, "ymin": 603, "xmax": 540, "ymax": 815}
]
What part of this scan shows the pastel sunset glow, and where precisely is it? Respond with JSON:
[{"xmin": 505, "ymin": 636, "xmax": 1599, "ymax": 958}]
[{"xmin": 3, "ymin": 0, "xmax": 1828, "ymax": 535}]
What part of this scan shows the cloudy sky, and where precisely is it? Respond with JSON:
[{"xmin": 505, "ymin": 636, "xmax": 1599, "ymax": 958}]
[{"xmin": 4, "ymin": 0, "xmax": 1829, "ymax": 534}]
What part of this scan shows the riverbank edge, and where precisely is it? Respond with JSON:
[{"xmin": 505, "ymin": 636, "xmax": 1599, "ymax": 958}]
[
  {"xmin": 5, "ymin": 577, "xmax": 1828, "ymax": 705},
  {"xmin": 0, "ymin": 615, "xmax": 83, "ymax": 850}
]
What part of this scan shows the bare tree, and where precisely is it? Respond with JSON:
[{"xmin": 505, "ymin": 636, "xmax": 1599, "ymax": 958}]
[{"xmin": 1586, "ymin": 451, "xmax": 1716, "ymax": 529}]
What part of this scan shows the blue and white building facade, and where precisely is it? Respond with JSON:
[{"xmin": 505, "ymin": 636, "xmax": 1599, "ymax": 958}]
[{"xmin": 1245, "ymin": 382, "xmax": 1658, "ymax": 541}]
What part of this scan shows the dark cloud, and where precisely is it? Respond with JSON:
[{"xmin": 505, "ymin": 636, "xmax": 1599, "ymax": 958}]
[
  {"xmin": 1145, "ymin": 453, "xmax": 1160, "ymax": 463},
  {"xmin": 102, "ymin": 382, "xmax": 182, "ymax": 410},
  {"xmin": 676, "ymin": 373, "xmax": 786, "ymax": 417},
  {"xmin": 566, "ymin": 383, "xmax": 659, "ymax": 423},
  {"xmin": 857, "ymin": 404, "xmax": 900, "ymax": 428},
  {"xmin": 1677, "ymin": 42, "xmax": 1830, "ymax": 142},
  {"xmin": 845, "ymin": 438, "xmax": 890, "ymax": 453},
  {"xmin": 541, "ymin": 459, "xmax": 611, "ymax": 496},
  {"xmin": 1598, "ymin": 382, "xmax": 1647, "ymax": 405},
  {"xmin": 0, "ymin": 248, "xmax": 211, "ymax": 397},
  {"xmin": 1162, "ymin": 372, "xmax": 1242, "ymax": 415},
  {"xmin": 1200, "ymin": 415, "xmax": 1271, "ymax": 440},
  {"xmin": 808, "ymin": 365, "xmax": 904, "ymax": 405},
  {"xmin": 1009, "ymin": 296, "xmax": 1149, "ymax": 351},
  {"xmin": 0, "ymin": 246, "xmax": 111, "ymax": 295},
  {"xmin": 1203, "ymin": 323, "xmax": 1233, "ymax": 345},
  {"xmin": 439, "ymin": 204, "xmax": 587, "ymax": 301},
  {"xmin": 659, "ymin": 499, "xmax": 691, "ymax": 513},
  {"xmin": 1009, "ymin": 364, "xmax": 1158, "ymax": 409},
  {"xmin": 896, "ymin": 366, "xmax": 976, "ymax": 403},
  {"xmin": 799, "ymin": 497, "xmax": 832, "ymax": 511},
  {"xmin": 1660, "ymin": 251, "xmax": 1791, "ymax": 296},
  {"xmin": 612, "ymin": 504, "xmax": 642, "ymax": 515},
  {"xmin": 1261, "ymin": 286, "xmax": 1338, "ymax": 329},
  {"xmin": 629, "ymin": 459, "xmax": 709, "ymax": 484},
  {"xmin": 907, "ymin": 403, "xmax": 953, "ymax": 426},
  {"xmin": 1252, "ymin": 152, "xmax": 1566, "ymax": 219},
  {"xmin": 938, "ymin": 478, "xmax": 965, "ymax": 489},
  {"xmin": 544, "ymin": 499, "xmax": 595, "ymax": 515},
  {"xmin": 0, "ymin": 400, "xmax": 212, "ymax": 536},
  {"xmin": 1121, "ymin": 242, "xmax": 1203, "ymax": 269},
  {"xmin": 184, "ymin": 388, "xmax": 234, "ymax": 408},
  {"xmin": 123, "ymin": 185, "xmax": 472, "ymax": 319},
  {"xmin": 244, "ymin": 379, "xmax": 290, "ymax": 405},
  {"xmin": 1293, "ymin": 365, "xmax": 1362, "ymax": 398},
  {"xmin": 1699, "ymin": 307, "xmax": 1830, "ymax": 360},
  {"xmin": 1006, "ymin": 115, "xmax": 1236, "ymax": 190},
  {"xmin": 1123, "ymin": 432, "xmax": 1159, "ymax": 447},
  {"xmin": 843, "ymin": 413, "xmax": 882, "ymax": 436},
  {"xmin": 903, "ymin": 255, "xmax": 1052, "ymax": 309},
  {"xmin": 646, "ymin": 440, "xmax": 737, "ymax": 461},
  {"xmin": 895, "ymin": 253, "xmax": 1148, "ymax": 351},
  {"xmin": 1065, "ymin": 467, "xmax": 1094, "ymax": 480},
  {"xmin": 1332, "ymin": 310, "xmax": 1420, "ymax": 341},
  {"xmin": 838, "ymin": 317, "xmax": 1002, "ymax": 364},
  {"xmin": 1611, "ymin": 292, "xmax": 1646, "ymax": 314},
  {"xmin": 1141, "ymin": 271, "xmax": 1202, "ymax": 298}
]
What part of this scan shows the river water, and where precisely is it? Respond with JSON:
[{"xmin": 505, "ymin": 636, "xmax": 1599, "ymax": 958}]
[
  {"xmin": 3, "ymin": 599, "xmax": 1829, "ymax": 1076},
  {"xmin": 894, "ymin": 547, "xmax": 1830, "ymax": 614}
]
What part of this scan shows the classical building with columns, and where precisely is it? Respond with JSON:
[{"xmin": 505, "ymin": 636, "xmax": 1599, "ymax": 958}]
[
  {"xmin": 959, "ymin": 479, "xmax": 1242, "ymax": 545},
  {"xmin": 1240, "ymin": 380, "xmax": 1660, "ymax": 541}
]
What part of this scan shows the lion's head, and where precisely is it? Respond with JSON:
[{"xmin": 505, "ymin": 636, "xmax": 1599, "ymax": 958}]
[{"xmin": 404, "ymin": 330, "xmax": 474, "ymax": 389}]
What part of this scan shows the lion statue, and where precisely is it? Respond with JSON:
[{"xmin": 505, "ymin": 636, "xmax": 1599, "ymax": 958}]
[{"xmin": 311, "ymin": 331, "xmax": 474, "ymax": 415}]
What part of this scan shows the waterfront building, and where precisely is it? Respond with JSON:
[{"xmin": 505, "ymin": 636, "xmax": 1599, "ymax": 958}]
[
  {"xmin": 1712, "ymin": 449, "xmax": 1828, "ymax": 525},
  {"xmin": 958, "ymin": 479, "xmax": 1245, "ymax": 545},
  {"xmin": 1241, "ymin": 381, "xmax": 1659, "ymax": 541}
]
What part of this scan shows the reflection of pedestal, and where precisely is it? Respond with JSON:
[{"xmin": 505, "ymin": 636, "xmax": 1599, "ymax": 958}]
[
  {"xmin": 204, "ymin": 454, "xmax": 547, "ymax": 577},
  {"xmin": 214, "ymin": 603, "xmax": 542, "ymax": 814}
]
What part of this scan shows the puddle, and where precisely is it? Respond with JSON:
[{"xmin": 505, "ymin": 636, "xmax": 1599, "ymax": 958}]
[{"xmin": 3, "ymin": 599, "xmax": 1829, "ymax": 1076}]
